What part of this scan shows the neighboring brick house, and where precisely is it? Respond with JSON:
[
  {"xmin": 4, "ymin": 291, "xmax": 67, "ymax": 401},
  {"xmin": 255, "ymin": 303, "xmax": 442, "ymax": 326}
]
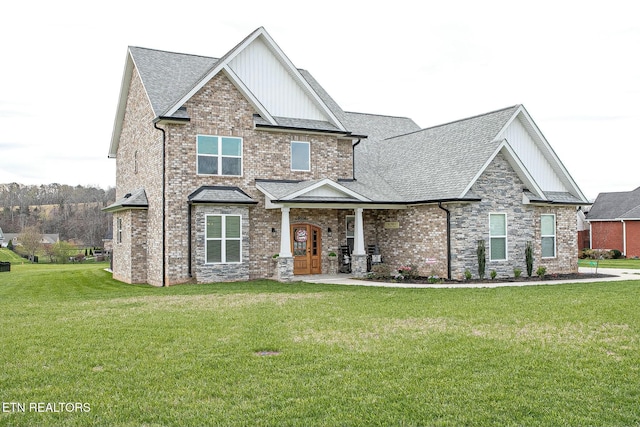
[
  {"xmin": 587, "ymin": 187, "xmax": 640, "ymax": 258},
  {"xmin": 105, "ymin": 27, "xmax": 589, "ymax": 285}
]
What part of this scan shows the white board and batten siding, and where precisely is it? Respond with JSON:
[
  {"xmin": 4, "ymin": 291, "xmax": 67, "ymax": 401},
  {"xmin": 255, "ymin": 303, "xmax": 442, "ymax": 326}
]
[
  {"xmin": 502, "ymin": 116, "xmax": 567, "ymax": 192},
  {"xmin": 229, "ymin": 37, "xmax": 327, "ymax": 121}
]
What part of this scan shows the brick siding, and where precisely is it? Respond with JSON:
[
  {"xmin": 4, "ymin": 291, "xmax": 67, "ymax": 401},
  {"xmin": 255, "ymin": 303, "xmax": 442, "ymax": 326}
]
[{"xmin": 113, "ymin": 69, "xmax": 580, "ymax": 285}]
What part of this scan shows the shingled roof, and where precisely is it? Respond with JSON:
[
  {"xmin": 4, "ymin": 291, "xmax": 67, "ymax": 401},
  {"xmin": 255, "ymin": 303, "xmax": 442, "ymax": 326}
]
[
  {"xmin": 129, "ymin": 47, "xmax": 219, "ymax": 117},
  {"xmin": 352, "ymin": 106, "xmax": 520, "ymax": 201},
  {"xmin": 588, "ymin": 187, "xmax": 640, "ymax": 220},
  {"xmin": 103, "ymin": 188, "xmax": 149, "ymax": 212},
  {"xmin": 110, "ymin": 28, "xmax": 589, "ymax": 206}
]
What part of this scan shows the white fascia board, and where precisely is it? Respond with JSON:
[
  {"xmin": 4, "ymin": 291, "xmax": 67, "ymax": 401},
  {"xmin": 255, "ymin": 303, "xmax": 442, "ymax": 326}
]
[
  {"xmin": 499, "ymin": 141, "xmax": 546, "ymax": 198},
  {"xmin": 507, "ymin": 106, "xmax": 589, "ymax": 203},
  {"xmin": 254, "ymin": 183, "xmax": 278, "ymax": 201},
  {"xmin": 269, "ymin": 202, "xmax": 407, "ymax": 210},
  {"xmin": 221, "ymin": 66, "xmax": 276, "ymax": 123},
  {"xmin": 109, "ymin": 50, "xmax": 136, "ymax": 158},
  {"xmin": 282, "ymin": 178, "xmax": 370, "ymax": 202},
  {"xmin": 161, "ymin": 29, "xmax": 265, "ymax": 118},
  {"xmin": 161, "ymin": 27, "xmax": 344, "ymax": 131},
  {"xmin": 458, "ymin": 140, "xmax": 545, "ymax": 200},
  {"xmin": 257, "ymin": 30, "xmax": 347, "ymax": 132}
]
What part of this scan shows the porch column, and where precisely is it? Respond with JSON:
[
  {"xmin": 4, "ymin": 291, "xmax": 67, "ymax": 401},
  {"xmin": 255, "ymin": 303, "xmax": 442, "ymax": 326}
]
[
  {"xmin": 279, "ymin": 207, "xmax": 292, "ymax": 257},
  {"xmin": 351, "ymin": 207, "xmax": 367, "ymax": 277},
  {"xmin": 353, "ymin": 207, "xmax": 365, "ymax": 255}
]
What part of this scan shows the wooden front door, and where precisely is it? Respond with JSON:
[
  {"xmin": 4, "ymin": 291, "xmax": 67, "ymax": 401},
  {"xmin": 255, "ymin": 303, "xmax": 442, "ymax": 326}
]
[{"xmin": 292, "ymin": 224, "xmax": 322, "ymax": 275}]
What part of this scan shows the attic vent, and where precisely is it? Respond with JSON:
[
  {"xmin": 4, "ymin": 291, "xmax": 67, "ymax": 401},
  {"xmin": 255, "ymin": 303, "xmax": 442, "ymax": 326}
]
[{"xmin": 124, "ymin": 193, "xmax": 131, "ymax": 199}]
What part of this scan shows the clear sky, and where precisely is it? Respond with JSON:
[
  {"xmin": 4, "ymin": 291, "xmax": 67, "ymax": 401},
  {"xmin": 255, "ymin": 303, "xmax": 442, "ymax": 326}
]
[{"xmin": 1, "ymin": 0, "xmax": 638, "ymax": 200}]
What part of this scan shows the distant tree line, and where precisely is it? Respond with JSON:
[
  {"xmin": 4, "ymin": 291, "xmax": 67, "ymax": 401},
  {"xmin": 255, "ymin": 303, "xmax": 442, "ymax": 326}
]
[{"xmin": 0, "ymin": 183, "xmax": 116, "ymax": 247}]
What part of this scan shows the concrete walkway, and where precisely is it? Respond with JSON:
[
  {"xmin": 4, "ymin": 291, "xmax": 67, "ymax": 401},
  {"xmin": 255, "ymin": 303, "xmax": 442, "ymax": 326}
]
[{"xmin": 296, "ymin": 268, "xmax": 640, "ymax": 289}]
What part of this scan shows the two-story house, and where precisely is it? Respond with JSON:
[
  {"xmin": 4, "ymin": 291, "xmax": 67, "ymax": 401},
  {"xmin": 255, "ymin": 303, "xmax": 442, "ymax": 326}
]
[{"xmin": 105, "ymin": 27, "xmax": 589, "ymax": 286}]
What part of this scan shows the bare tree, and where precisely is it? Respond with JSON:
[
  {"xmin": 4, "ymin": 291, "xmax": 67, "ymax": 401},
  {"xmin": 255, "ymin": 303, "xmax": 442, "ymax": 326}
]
[{"xmin": 18, "ymin": 225, "xmax": 42, "ymax": 261}]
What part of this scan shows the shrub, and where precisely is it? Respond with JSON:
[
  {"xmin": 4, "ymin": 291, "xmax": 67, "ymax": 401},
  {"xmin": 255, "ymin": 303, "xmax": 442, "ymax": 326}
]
[
  {"xmin": 398, "ymin": 265, "xmax": 419, "ymax": 280},
  {"xmin": 536, "ymin": 266, "xmax": 547, "ymax": 278},
  {"xmin": 464, "ymin": 269, "xmax": 472, "ymax": 281},
  {"xmin": 610, "ymin": 249, "xmax": 622, "ymax": 259},
  {"xmin": 477, "ymin": 240, "xmax": 486, "ymax": 279},
  {"xmin": 490, "ymin": 270, "xmax": 497, "ymax": 280},
  {"xmin": 513, "ymin": 268, "xmax": 522, "ymax": 278},
  {"xmin": 369, "ymin": 264, "xmax": 392, "ymax": 280},
  {"xmin": 525, "ymin": 241, "xmax": 534, "ymax": 277},
  {"xmin": 579, "ymin": 248, "xmax": 593, "ymax": 259}
]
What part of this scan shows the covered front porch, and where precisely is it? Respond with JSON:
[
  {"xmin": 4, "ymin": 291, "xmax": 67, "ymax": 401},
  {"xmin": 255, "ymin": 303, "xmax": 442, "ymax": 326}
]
[{"xmin": 256, "ymin": 179, "xmax": 406, "ymax": 281}]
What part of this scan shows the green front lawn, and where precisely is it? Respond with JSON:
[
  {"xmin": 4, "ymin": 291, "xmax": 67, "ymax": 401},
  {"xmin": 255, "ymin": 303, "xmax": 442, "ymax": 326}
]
[
  {"xmin": 578, "ymin": 258, "xmax": 640, "ymax": 269},
  {"xmin": 0, "ymin": 248, "xmax": 27, "ymax": 263},
  {"xmin": 1, "ymin": 264, "xmax": 639, "ymax": 426}
]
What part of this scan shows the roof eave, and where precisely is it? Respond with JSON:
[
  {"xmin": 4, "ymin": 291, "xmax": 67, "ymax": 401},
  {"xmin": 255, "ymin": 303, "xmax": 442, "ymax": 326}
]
[{"xmin": 254, "ymin": 122, "xmax": 351, "ymax": 136}]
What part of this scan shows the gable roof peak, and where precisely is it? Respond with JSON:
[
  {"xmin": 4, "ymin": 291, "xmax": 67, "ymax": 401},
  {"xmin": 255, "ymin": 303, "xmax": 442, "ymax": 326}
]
[{"xmin": 425, "ymin": 104, "xmax": 521, "ymax": 132}]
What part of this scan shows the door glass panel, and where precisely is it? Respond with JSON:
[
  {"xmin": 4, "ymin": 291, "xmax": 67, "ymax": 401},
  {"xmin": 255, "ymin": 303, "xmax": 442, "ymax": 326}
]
[
  {"xmin": 293, "ymin": 227, "xmax": 307, "ymax": 256},
  {"xmin": 312, "ymin": 229, "xmax": 318, "ymax": 255}
]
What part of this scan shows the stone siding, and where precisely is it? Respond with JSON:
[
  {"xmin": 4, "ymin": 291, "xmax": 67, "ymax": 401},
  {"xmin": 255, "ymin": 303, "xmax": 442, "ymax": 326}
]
[
  {"xmin": 193, "ymin": 205, "xmax": 250, "ymax": 283},
  {"xmin": 446, "ymin": 153, "xmax": 577, "ymax": 280}
]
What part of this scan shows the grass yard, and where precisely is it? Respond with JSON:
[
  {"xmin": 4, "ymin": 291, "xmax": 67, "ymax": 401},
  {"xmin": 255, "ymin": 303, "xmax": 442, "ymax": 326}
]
[
  {"xmin": 1, "ymin": 264, "xmax": 639, "ymax": 426},
  {"xmin": 0, "ymin": 248, "xmax": 27, "ymax": 264},
  {"xmin": 578, "ymin": 258, "xmax": 640, "ymax": 269}
]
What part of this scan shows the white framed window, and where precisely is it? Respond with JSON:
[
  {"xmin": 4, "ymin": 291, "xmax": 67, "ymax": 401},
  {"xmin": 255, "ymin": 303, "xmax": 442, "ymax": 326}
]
[
  {"xmin": 541, "ymin": 214, "xmax": 556, "ymax": 258},
  {"xmin": 489, "ymin": 213, "xmax": 507, "ymax": 261},
  {"xmin": 206, "ymin": 214, "xmax": 241, "ymax": 264},
  {"xmin": 291, "ymin": 141, "xmax": 310, "ymax": 171},
  {"xmin": 197, "ymin": 135, "xmax": 242, "ymax": 176}
]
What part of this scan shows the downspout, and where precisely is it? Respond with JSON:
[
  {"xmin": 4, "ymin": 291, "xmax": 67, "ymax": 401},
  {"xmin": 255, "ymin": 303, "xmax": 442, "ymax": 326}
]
[
  {"xmin": 622, "ymin": 220, "xmax": 627, "ymax": 257},
  {"xmin": 187, "ymin": 201, "xmax": 192, "ymax": 278},
  {"xmin": 352, "ymin": 139, "xmax": 361, "ymax": 180},
  {"xmin": 154, "ymin": 122, "xmax": 167, "ymax": 287},
  {"xmin": 438, "ymin": 202, "xmax": 452, "ymax": 280}
]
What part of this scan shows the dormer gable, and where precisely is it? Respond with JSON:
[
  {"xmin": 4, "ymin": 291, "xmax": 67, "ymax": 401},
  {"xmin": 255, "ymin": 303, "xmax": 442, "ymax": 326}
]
[
  {"xmin": 494, "ymin": 105, "xmax": 587, "ymax": 202},
  {"xmin": 163, "ymin": 27, "xmax": 346, "ymax": 131}
]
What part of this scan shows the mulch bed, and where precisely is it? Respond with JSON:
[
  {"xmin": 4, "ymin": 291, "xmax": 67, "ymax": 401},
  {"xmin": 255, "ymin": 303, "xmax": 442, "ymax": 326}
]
[{"xmin": 366, "ymin": 272, "xmax": 616, "ymax": 285}]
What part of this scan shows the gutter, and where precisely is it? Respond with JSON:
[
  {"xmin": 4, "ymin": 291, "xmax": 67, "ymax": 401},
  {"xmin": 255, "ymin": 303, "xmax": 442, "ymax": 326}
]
[
  {"xmin": 438, "ymin": 202, "xmax": 452, "ymax": 280},
  {"xmin": 270, "ymin": 197, "xmax": 481, "ymax": 205},
  {"xmin": 153, "ymin": 122, "xmax": 167, "ymax": 287}
]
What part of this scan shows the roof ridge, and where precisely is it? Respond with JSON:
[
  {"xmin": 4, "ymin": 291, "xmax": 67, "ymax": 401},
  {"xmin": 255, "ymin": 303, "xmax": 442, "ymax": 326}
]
[
  {"xmin": 344, "ymin": 111, "xmax": 416, "ymax": 121},
  {"xmin": 383, "ymin": 104, "xmax": 521, "ymax": 141},
  {"xmin": 129, "ymin": 45, "xmax": 218, "ymax": 61},
  {"xmin": 424, "ymin": 104, "xmax": 521, "ymax": 131}
]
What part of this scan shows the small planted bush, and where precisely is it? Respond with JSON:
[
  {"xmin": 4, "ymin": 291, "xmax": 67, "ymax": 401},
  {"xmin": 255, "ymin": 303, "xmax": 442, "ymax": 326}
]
[
  {"xmin": 536, "ymin": 265, "xmax": 547, "ymax": 278},
  {"xmin": 368, "ymin": 264, "xmax": 392, "ymax": 280},
  {"xmin": 610, "ymin": 249, "xmax": 622, "ymax": 259},
  {"xmin": 490, "ymin": 270, "xmax": 497, "ymax": 280},
  {"xmin": 477, "ymin": 240, "xmax": 486, "ymax": 279},
  {"xmin": 525, "ymin": 241, "xmax": 534, "ymax": 277},
  {"xmin": 464, "ymin": 269, "xmax": 472, "ymax": 281},
  {"xmin": 513, "ymin": 268, "xmax": 522, "ymax": 278}
]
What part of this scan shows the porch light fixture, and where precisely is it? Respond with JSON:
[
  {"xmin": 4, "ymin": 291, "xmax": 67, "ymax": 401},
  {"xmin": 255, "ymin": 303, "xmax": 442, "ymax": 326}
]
[
  {"xmin": 271, "ymin": 227, "xmax": 277, "ymax": 236},
  {"xmin": 327, "ymin": 227, "xmax": 332, "ymax": 237}
]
